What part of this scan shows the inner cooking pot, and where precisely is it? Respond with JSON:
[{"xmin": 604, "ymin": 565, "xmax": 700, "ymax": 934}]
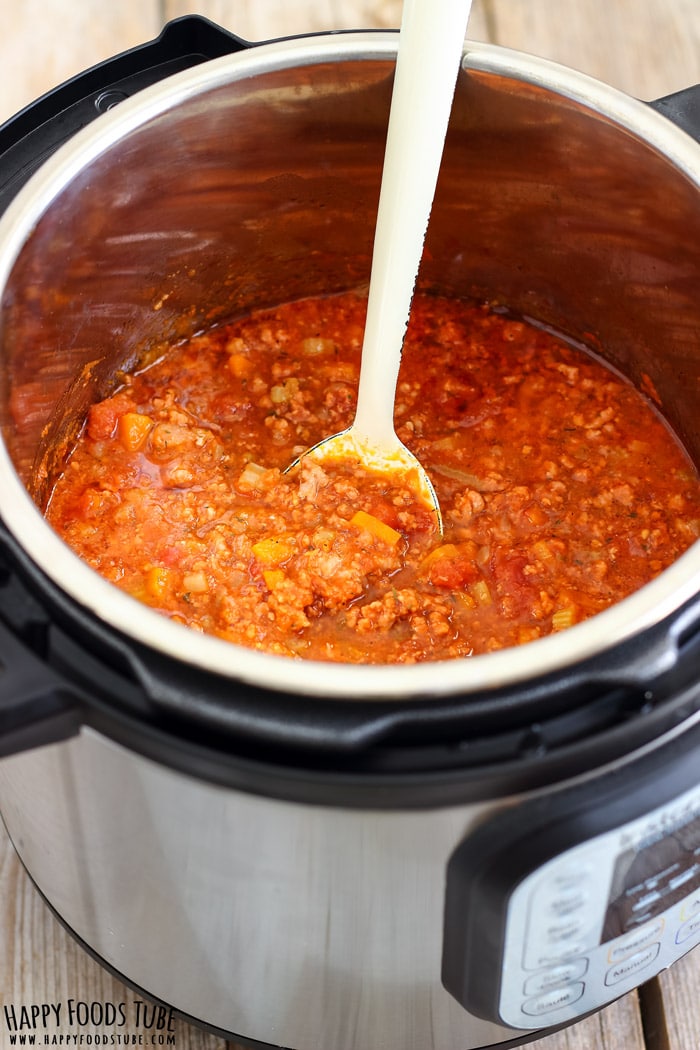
[{"xmin": 0, "ymin": 31, "xmax": 699, "ymax": 709}]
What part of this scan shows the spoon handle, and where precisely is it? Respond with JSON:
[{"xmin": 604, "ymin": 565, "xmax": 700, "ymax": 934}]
[{"xmin": 352, "ymin": 0, "xmax": 473, "ymax": 447}]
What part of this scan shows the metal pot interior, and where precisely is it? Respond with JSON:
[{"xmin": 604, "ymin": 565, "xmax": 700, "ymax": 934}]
[{"xmin": 0, "ymin": 34, "xmax": 699, "ymax": 699}]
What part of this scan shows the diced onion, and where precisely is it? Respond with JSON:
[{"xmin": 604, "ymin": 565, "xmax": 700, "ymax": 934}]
[
  {"xmin": 237, "ymin": 462, "xmax": 268, "ymax": 490},
  {"xmin": 270, "ymin": 378, "xmax": 300, "ymax": 404},
  {"xmin": 431, "ymin": 464, "xmax": 504, "ymax": 491},
  {"xmin": 470, "ymin": 580, "xmax": 492, "ymax": 605},
  {"xmin": 301, "ymin": 337, "xmax": 336, "ymax": 356},
  {"xmin": 183, "ymin": 571, "xmax": 208, "ymax": 594},
  {"xmin": 552, "ymin": 607, "xmax": 576, "ymax": 631}
]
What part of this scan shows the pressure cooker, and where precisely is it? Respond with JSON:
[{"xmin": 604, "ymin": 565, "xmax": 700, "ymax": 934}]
[{"xmin": 0, "ymin": 15, "xmax": 699, "ymax": 1050}]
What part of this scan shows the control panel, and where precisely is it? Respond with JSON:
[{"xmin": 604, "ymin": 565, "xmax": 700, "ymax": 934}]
[
  {"xmin": 442, "ymin": 719, "xmax": 700, "ymax": 1029},
  {"xmin": 498, "ymin": 783, "xmax": 700, "ymax": 1027}
]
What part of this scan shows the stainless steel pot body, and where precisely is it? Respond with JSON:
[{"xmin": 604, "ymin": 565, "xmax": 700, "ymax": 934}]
[
  {"xmin": 0, "ymin": 729, "xmax": 517, "ymax": 1049},
  {"xmin": 3, "ymin": 708, "xmax": 700, "ymax": 1050}
]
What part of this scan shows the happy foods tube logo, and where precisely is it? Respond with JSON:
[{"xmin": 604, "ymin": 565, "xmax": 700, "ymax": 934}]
[{"xmin": 1, "ymin": 999, "xmax": 177, "ymax": 1046}]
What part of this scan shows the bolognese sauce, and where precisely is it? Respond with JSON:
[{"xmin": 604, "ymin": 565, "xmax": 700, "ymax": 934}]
[{"xmin": 46, "ymin": 293, "xmax": 700, "ymax": 664}]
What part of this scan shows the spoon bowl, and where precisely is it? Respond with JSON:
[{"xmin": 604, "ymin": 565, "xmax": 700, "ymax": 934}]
[
  {"xmin": 288, "ymin": 0, "xmax": 473, "ymax": 537},
  {"xmin": 293, "ymin": 426, "xmax": 443, "ymax": 531}
]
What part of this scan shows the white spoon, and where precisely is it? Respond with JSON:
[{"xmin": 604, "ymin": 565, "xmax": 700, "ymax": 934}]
[{"xmin": 290, "ymin": 0, "xmax": 473, "ymax": 535}]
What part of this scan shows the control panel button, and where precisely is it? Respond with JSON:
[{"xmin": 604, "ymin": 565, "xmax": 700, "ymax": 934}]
[
  {"xmin": 676, "ymin": 914, "xmax": 700, "ymax": 945},
  {"xmin": 521, "ymin": 982, "xmax": 585, "ymax": 1017},
  {"xmin": 680, "ymin": 894, "xmax": 700, "ymax": 921},
  {"xmin": 605, "ymin": 943, "xmax": 660, "ymax": 986},
  {"xmin": 547, "ymin": 889, "xmax": 590, "ymax": 918},
  {"xmin": 551, "ymin": 865, "xmax": 593, "ymax": 892},
  {"xmin": 545, "ymin": 917, "xmax": 589, "ymax": 943},
  {"xmin": 523, "ymin": 958, "xmax": 588, "ymax": 996},
  {"xmin": 608, "ymin": 919, "xmax": 665, "ymax": 963},
  {"xmin": 525, "ymin": 876, "xmax": 601, "ymax": 971},
  {"xmin": 529, "ymin": 946, "xmax": 590, "ymax": 968}
]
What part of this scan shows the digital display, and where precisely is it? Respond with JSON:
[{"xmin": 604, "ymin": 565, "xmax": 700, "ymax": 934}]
[{"xmin": 602, "ymin": 811, "xmax": 700, "ymax": 941}]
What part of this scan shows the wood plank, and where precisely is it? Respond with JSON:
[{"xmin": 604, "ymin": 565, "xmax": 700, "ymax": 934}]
[
  {"xmin": 9, "ymin": 0, "xmax": 695, "ymax": 132},
  {"xmin": 0, "ymin": 1, "xmax": 160, "ymax": 125},
  {"xmin": 525, "ymin": 992, "xmax": 646, "ymax": 1050},
  {"xmin": 161, "ymin": 0, "xmax": 492, "ymax": 44},
  {"xmin": 653, "ymin": 948, "xmax": 700, "ymax": 1050},
  {"xmin": 485, "ymin": 0, "xmax": 700, "ymax": 100}
]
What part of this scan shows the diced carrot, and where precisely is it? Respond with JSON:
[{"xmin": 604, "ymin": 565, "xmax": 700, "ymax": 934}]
[
  {"xmin": 228, "ymin": 352, "xmax": 254, "ymax": 378},
  {"xmin": 252, "ymin": 537, "xmax": 294, "ymax": 565},
  {"xmin": 419, "ymin": 544, "xmax": 460, "ymax": 570},
  {"xmin": 117, "ymin": 412, "xmax": 153, "ymax": 452},
  {"xmin": 350, "ymin": 510, "xmax": 401, "ymax": 547},
  {"xmin": 263, "ymin": 569, "xmax": 285, "ymax": 590},
  {"xmin": 144, "ymin": 566, "xmax": 174, "ymax": 600}
]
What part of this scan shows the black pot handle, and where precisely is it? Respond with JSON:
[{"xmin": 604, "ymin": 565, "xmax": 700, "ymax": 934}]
[
  {"xmin": 0, "ymin": 520, "xmax": 171, "ymax": 758},
  {"xmin": 0, "ymin": 16, "xmax": 250, "ymax": 216},
  {"xmin": 0, "ymin": 546, "xmax": 84, "ymax": 757},
  {"xmin": 649, "ymin": 83, "xmax": 700, "ymax": 143},
  {"xmin": 0, "ymin": 618, "xmax": 82, "ymax": 758}
]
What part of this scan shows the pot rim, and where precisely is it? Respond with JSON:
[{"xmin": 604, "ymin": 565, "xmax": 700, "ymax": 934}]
[{"xmin": 0, "ymin": 31, "xmax": 699, "ymax": 701}]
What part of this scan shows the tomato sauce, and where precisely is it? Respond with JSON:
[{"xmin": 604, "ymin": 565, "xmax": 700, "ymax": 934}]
[{"xmin": 46, "ymin": 293, "xmax": 700, "ymax": 664}]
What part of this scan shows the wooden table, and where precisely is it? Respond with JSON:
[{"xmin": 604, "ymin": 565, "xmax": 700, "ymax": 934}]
[{"xmin": 0, "ymin": 2, "xmax": 698, "ymax": 1049}]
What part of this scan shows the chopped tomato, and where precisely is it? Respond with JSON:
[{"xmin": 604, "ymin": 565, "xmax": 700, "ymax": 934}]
[
  {"xmin": 86, "ymin": 394, "xmax": 133, "ymax": 440},
  {"xmin": 45, "ymin": 292, "xmax": 700, "ymax": 664}
]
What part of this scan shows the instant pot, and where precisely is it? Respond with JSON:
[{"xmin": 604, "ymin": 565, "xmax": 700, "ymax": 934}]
[{"xmin": 0, "ymin": 15, "xmax": 699, "ymax": 1050}]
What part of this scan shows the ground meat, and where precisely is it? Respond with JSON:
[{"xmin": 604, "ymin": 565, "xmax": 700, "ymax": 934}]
[{"xmin": 45, "ymin": 292, "xmax": 700, "ymax": 664}]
